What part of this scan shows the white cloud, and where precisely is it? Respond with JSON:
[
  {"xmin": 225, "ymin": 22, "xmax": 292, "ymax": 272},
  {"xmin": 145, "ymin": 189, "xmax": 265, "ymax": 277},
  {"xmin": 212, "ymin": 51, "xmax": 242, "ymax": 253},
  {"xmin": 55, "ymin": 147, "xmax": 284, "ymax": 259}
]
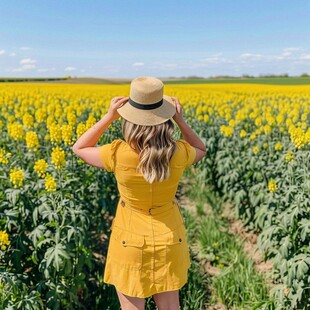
[
  {"xmin": 132, "ymin": 62, "xmax": 145, "ymax": 67},
  {"xmin": 9, "ymin": 52, "xmax": 16, "ymax": 56},
  {"xmin": 300, "ymin": 54, "xmax": 310, "ymax": 60},
  {"xmin": 200, "ymin": 53, "xmax": 232, "ymax": 64},
  {"xmin": 20, "ymin": 58, "xmax": 36, "ymax": 65},
  {"xmin": 148, "ymin": 62, "xmax": 178, "ymax": 70},
  {"xmin": 0, "ymin": 49, "xmax": 5, "ymax": 55},
  {"xmin": 6, "ymin": 58, "xmax": 37, "ymax": 72},
  {"xmin": 6, "ymin": 65, "xmax": 35, "ymax": 72},
  {"xmin": 21, "ymin": 64, "xmax": 36, "ymax": 69},
  {"xmin": 239, "ymin": 53, "xmax": 265, "ymax": 61},
  {"xmin": 65, "ymin": 66, "xmax": 77, "ymax": 71},
  {"xmin": 283, "ymin": 47, "xmax": 304, "ymax": 53},
  {"xmin": 239, "ymin": 47, "xmax": 309, "ymax": 63},
  {"xmin": 20, "ymin": 47, "xmax": 31, "ymax": 50}
]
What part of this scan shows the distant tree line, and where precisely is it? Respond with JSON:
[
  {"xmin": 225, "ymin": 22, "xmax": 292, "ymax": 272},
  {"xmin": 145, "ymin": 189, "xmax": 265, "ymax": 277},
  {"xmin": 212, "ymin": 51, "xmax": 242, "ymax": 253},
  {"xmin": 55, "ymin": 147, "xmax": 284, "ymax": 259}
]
[{"xmin": 0, "ymin": 77, "xmax": 71, "ymax": 83}]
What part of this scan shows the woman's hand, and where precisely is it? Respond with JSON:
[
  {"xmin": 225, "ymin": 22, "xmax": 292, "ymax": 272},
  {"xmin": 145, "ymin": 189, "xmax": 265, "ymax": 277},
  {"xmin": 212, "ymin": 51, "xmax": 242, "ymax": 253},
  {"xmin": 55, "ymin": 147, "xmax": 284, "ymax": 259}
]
[
  {"xmin": 107, "ymin": 96, "xmax": 129, "ymax": 121},
  {"xmin": 171, "ymin": 97, "xmax": 184, "ymax": 124}
]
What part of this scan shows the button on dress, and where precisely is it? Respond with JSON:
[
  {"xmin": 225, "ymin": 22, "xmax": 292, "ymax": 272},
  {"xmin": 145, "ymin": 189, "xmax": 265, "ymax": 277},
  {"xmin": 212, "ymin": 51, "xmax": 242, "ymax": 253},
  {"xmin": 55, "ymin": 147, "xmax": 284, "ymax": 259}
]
[{"xmin": 99, "ymin": 138, "xmax": 196, "ymax": 298}]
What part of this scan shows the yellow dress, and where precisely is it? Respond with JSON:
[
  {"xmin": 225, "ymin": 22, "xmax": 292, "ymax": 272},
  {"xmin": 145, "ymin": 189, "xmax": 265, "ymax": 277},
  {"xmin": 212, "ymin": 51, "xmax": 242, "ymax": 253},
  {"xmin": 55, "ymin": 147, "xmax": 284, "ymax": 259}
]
[{"xmin": 99, "ymin": 138, "xmax": 196, "ymax": 298}]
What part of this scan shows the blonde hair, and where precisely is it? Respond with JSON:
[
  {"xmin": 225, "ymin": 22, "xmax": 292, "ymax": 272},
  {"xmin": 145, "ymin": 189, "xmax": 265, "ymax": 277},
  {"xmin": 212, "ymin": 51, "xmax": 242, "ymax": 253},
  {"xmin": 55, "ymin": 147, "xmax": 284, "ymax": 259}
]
[{"xmin": 122, "ymin": 119, "xmax": 176, "ymax": 183}]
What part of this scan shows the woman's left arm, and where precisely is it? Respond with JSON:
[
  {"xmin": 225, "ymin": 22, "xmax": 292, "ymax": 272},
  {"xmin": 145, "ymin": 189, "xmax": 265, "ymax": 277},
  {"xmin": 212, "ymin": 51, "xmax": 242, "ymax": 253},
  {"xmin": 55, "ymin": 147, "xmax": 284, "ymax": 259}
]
[{"xmin": 72, "ymin": 96, "xmax": 128, "ymax": 169}]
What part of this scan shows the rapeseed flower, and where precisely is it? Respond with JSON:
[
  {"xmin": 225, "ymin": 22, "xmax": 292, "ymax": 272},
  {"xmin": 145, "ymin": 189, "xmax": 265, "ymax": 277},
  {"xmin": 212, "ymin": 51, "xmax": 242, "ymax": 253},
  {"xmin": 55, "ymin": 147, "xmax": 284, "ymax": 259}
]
[
  {"xmin": 240, "ymin": 130, "xmax": 247, "ymax": 138},
  {"xmin": 34, "ymin": 159, "xmax": 48, "ymax": 177},
  {"xmin": 51, "ymin": 147, "xmax": 65, "ymax": 169},
  {"xmin": 7, "ymin": 122, "xmax": 24, "ymax": 141},
  {"xmin": 285, "ymin": 151, "xmax": 294, "ymax": 162},
  {"xmin": 9, "ymin": 167, "xmax": 24, "ymax": 188},
  {"xmin": 252, "ymin": 146, "xmax": 259, "ymax": 154},
  {"xmin": 49, "ymin": 124, "xmax": 62, "ymax": 145},
  {"xmin": 268, "ymin": 179, "xmax": 278, "ymax": 193},
  {"xmin": 220, "ymin": 125, "xmax": 233, "ymax": 137},
  {"xmin": 0, "ymin": 230, "xmax": 10, "ymax": 251},
  {"xmin": 274, "ymin": 142, "xmax": 283, "ymax": 151},
  {"xmin": 0, "ymin": 148, "xmax": 11, "ymax": 164},
  {"xmin": 26, "ymin": 131, "xmax": 39, "ymax": 151},
  {"xmin": 61, "ymin": 124, "xmax": 74, "ymax": 145},
  {"xmin": 76, "ymin": 123, "xmax": 86, "ymax": 138},
  {"xmin": 45, "ymin": 173, "xmax": 57, "ymax": 192},
  {"xmin": 23, "ymin": 113, "xmax": 34, "ymax": 129}
]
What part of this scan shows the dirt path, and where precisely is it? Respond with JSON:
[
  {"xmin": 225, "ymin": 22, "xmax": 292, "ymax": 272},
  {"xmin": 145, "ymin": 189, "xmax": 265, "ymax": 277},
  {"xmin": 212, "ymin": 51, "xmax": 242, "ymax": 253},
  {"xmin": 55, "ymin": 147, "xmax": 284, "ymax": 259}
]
[{"xmin": 177, "ymin": 179, "xmax": 275, "ymax": 309}]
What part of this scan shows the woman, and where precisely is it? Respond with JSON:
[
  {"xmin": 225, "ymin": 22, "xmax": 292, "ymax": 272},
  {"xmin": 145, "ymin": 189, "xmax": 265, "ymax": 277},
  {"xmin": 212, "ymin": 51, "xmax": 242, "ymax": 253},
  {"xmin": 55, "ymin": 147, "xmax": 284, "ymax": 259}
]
[{"xmin": 72, "ymin": 77, "xmax": 206, "ymax": 310}]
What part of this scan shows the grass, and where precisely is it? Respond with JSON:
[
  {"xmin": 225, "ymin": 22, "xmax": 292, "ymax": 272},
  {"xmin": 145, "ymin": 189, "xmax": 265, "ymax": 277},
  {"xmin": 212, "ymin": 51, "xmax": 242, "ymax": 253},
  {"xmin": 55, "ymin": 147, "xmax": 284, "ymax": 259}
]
[
  {"xmin": 186, "ymin": 183, "xmax": 276, "ymax": 310},
  {"xmin": 163, "ymin": 77, "xmax": 310, "ymax": 85}
]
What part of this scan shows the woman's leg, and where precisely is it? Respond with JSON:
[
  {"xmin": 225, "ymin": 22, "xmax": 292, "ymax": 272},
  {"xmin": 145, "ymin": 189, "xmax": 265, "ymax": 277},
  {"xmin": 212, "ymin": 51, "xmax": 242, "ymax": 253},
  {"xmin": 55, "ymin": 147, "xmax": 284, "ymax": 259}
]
[
  {"xmin": 152, "ymin": 290, "xmax": 180, "ymax": 310},
  {"xmin": 116, "ymin": 289, "xmax": 146, "ymax": 310}
]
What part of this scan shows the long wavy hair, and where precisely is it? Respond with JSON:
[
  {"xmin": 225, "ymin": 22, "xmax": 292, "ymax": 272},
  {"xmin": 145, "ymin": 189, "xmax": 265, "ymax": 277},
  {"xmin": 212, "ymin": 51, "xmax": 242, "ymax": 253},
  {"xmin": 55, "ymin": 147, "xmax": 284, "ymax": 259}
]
[{"xmin": 122, "ymin": 119, "xmax": 176, "ymax": 183}]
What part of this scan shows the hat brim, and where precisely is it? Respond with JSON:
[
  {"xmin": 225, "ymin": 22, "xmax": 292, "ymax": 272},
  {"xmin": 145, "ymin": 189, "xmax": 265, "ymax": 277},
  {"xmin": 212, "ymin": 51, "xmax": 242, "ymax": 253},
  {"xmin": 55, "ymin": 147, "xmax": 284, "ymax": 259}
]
[{"xmin": 117, "ymin": 94, "xmax": 176, "ymax": 126}]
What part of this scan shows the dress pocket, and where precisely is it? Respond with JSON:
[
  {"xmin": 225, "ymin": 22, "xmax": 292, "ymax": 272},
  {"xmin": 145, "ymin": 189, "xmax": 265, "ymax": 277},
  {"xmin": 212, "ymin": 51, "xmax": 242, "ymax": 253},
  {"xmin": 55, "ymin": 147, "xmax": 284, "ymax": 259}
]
[
  {"xmin": 165, "ymin": 223, "xmax": 191, "ymax": 269},
  {"xmin": 108, "ymin": 225, "xmax": 145, "ymax": 271}
]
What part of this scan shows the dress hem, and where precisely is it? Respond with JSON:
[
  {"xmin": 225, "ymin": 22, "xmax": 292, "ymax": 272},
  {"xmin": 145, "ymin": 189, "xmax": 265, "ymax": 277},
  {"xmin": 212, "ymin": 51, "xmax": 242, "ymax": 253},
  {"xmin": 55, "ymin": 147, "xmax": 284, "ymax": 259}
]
[{"xmin": 104, "ymin": 278, "xmax": 188, "ymax": 298}]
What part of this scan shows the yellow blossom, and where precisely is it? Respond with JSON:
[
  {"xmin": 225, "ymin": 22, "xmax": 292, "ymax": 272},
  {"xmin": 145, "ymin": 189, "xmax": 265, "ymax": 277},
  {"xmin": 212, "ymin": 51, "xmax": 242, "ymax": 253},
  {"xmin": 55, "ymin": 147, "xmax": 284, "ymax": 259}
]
[
  {"xmin": 86, "ymin": 114, "xmax": 97, "ymax": 129},
  {"xmin": 220, "ymin": 125, "xmax": 234, "ymax": 137},
  {"xmin": 263, "ymin": 124, "xmax": 271, "ymax": 135},
  {"xmin": 7, "ymin": 122, "xmax": 24, "ymax": 141},
  {"xmin": 26, "ymin": 131, "xmax": 39, "ymax": 151},
  {"xmin": 76, "ymin": 123, "xmax": 86, "ymax": 138},
  {"xmin": 45, "ymin": 173, "xmax": 57, "ymax": 192},
  {"xmin": 289, "ymin": 126, "xmax": 306, "ymax": 149},
  {"xmin": 252, "ymin": 146, "xmax": 259, "ymax": 154},
  {"xmin": 250, "ymin": 133, "xmax": 256, "ymax": 140},
  {"xmin": 228, "ymin": 119, "xmax": 236, "ymax": 127},
  {"xmin": 0, "ymin": 230, "xmax": 10, "ymax": 251},
  {"xmin": 285, "ymin": 151, "xmax": 294, "ymax": 162},
  {"xmin": 240, "ymin": 130, "xmax": 247, "ymax": 138},
  {"xmin": 23, "ymin": 113, "xmax": 34, "ymax": 129},
  {"xmin": 34, "ymin": 159, "xmax": 49, "ymax": 177},
  {"xmin": 0, "ymin": 148, "xmax": 11, "ymax": 164},
  {"xmin": 268, "ymin": 179, "xmax": 278, "ymax": 193},
  {"xmin": 9, "ymin": 167, "xmax": 24, "ymax": 188},
  {"xmin": 274, "ymin": 142, "xmax": 283, "ymax": 151},
  {"xmin": 51, "ymin": 147, "xmax": 65, "ymax": 169},
  {"xmin": 35, "ymin": 108, "xmax": 47, "ymax": 124},
  {"xmin": 49, "ymin": 124, "xmax": 62, "ymax": 145},
  {"xmin": 62, "ymin": 124, "xmax": 74, "ymax": 145}
]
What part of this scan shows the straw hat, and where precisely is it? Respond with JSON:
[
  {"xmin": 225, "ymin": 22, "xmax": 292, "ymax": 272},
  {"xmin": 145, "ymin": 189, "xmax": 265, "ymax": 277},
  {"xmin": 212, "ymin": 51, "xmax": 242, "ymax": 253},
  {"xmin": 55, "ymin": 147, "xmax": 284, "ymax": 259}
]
[{"xmin": 117, "ymin": 76, "xmax": 176, "ymax": 126}]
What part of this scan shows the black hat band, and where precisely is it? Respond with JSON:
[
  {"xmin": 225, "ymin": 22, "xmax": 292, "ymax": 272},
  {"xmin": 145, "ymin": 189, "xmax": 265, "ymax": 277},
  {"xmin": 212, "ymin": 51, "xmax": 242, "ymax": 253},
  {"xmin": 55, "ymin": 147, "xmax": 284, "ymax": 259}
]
[{"xmin": 128, "ymin": 98, "xmax": 163, "ymax": 110}]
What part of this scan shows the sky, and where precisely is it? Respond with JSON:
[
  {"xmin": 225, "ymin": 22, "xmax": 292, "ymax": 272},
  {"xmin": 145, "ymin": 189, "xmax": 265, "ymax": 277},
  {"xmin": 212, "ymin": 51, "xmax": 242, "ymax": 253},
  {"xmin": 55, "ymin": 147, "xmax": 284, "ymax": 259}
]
[{"xmin": 0, "ymin": 0, "xmax": 310, "ymax": 78}]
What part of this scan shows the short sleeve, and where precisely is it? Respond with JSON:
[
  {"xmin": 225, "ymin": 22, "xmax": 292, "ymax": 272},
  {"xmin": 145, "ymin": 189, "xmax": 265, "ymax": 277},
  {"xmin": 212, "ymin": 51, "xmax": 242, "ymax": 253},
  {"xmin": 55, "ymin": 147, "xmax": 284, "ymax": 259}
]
[
  {"xmin": 99, "ymin": 139, "xmax": 123, "ymax": 172},
  {"xmin": 177, "ymin": 139, "xmax": 196, "ymax": 168}
]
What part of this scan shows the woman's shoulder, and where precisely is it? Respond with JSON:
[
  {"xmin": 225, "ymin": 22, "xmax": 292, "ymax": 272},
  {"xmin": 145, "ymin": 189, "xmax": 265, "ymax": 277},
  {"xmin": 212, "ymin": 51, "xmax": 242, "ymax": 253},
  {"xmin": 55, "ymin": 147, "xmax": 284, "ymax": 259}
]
[
  {"xmin": 172, "ymin": 139, "xmax": 196, "ymax": 168},
  {"xmin": 175, "ymin": 139, "xmax": 192, "ymax": 149}
]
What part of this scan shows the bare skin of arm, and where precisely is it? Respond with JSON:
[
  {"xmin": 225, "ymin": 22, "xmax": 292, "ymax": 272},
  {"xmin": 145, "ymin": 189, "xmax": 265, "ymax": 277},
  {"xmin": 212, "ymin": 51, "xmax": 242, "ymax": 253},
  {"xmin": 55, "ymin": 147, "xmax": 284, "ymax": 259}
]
[
  {"xmin": 71, "ymin": 96, "xmax": 128, "ymax": 169},
  {"xmin": 171, "ymin": 97, "xmax": 207, "ymax": 164}
]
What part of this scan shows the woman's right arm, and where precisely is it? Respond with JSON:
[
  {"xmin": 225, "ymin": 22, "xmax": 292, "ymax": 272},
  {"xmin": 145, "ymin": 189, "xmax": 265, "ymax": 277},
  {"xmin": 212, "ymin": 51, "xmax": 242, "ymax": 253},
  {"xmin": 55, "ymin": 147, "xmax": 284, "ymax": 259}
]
[{"xmin": 171, "ymin": 97, "xmax": 207, "ymax": 164}]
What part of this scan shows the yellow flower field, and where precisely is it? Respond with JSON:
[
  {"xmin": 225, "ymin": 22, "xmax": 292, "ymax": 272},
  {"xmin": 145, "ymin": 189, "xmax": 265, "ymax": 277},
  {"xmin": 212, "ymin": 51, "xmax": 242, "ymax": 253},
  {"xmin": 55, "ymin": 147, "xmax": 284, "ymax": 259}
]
[{"xmin": 0, "ymin": 82, "xmax": 309, "ymax": 308}]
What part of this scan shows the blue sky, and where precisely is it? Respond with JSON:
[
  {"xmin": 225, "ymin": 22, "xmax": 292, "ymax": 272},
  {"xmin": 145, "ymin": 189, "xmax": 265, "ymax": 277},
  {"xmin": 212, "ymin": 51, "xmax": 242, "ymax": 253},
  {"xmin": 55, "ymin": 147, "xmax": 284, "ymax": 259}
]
[{"xmin": 1, "ymin": 0, "xmax": 310, "ymax": 78}]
